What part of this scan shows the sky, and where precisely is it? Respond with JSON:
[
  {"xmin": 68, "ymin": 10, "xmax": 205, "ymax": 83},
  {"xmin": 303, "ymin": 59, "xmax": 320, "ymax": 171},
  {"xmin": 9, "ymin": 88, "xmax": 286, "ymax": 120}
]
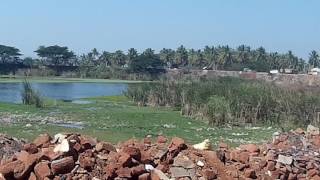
[{"xmin": 0, "ymin": 0, "xmax": 319, "ymax": 59}]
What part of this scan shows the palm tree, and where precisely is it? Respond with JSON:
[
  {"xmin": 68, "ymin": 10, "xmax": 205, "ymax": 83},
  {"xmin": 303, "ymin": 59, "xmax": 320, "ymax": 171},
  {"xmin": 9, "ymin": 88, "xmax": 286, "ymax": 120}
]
[
  {"xmin": 203, "ymin": 46, "xmax": 217, "ymax": 69},
  {"xmin": 111, "ymin": 50, "xmax": 126, "ymax": 67},
  {"xmin": 236, "ymin": 45, "xmax": 251, "ymax": 64},
  {"xmin": 159, "ymin": 48, "xmax": 175, "ymax": 68},
  {"xmin": 127, "ymin": 48, "xmax": 138, "ymax": 64},
  {"xmin": 99, "ymin": 51, "xmax": 112, "ymax": 67},
  {"xmin": 216, "ymin": 46, "xmax": 232, "ymax": 69},
  {"xmin": 142, "ymin": 48, "xmax": 155, "ymax": 58},
  {"xmin": 174, "ymin": 45, "xmax": 188, "ymax": 67},
  {"xmin": 309, "ymin": 50, "xmax": 319, "ymax": 68}
]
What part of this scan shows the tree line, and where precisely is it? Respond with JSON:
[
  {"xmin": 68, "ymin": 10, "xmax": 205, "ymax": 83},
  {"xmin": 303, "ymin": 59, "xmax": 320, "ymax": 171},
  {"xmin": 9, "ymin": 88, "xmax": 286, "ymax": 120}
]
[{"xmin": 1, "ymin": 44, "xmax": 320, "ymax": 77}]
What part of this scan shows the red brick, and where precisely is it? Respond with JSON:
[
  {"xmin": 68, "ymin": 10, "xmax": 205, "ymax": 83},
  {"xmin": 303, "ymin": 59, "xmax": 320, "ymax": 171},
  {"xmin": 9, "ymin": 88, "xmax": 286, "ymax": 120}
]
[
  {"xmin": 33, "ymin": 133, "xmax": 51, "ymax": 148},
  {"xmin": 157, "ymin": 136, "xmax": 167, "ymax": 144},
  {"xmin": 95, "ymin": 142, "xmax": 116, "ymax": 152},
  {"xmin": 116, "ymin": 167, "xmax": 132, "ymax": 178},
  {"xmin": 23, "ymin": 143, "xmax": 39, "ymax": 154},
  {"xmin": 131, "ymin": 164, "xmax": 146, "ymax": 176},
  {"xmin": 51, "ymin": 156, "xmax": 74, "ymax": 175},
  {"xmin": 34, "ymin": 162, "xmax": 51, "ymax": 179},
  {"xmin": 122, "ymin": 146, "xmax": 141, "ymax": 160}
]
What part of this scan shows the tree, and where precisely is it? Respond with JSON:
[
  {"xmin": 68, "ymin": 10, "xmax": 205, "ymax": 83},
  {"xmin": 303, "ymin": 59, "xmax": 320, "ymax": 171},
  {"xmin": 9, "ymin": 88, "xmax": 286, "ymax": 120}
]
[
  {"xmin": 159, "ymin": 48, "xmax": 175, "ymax": 68},
  {"xmin": 236, "ymin": 45, "xmax": 251, "ymax": 65},
  {"xmin": 127, "ymin": 48, "xmax": 138, "ymax": 64},
  {"xmin": 216, "ymin": 46, "xmax": 232, "ymax": 69},
  {"xmin": 111, "ymin": 50, "xmax": 126, "ymax": 67},
  {"xmin": 309, "ymin": 50, "xmax": 319, "ymax": 68},
  {"xmin": 203, "ymin": 46, "xmax": 217, "ymax": 69},
  {"xmin": 142, "ymin": 48, "xmax": 156, "ymax": 58},
  {"xmin": 0, "ymin": 45, "xmax": 21, "ymax": 64},
  {"xmin": 174, "ymin": 45, "xmax": 188, "ymax": 67},
  {"xmin": 129, "ymin": 54, "xmax": 165, "ymax": 76},
  {"xmin": 99, "ymin": 51, "xmax": 112, "ymax": 67},
  {"xmin": 35, "ymin": 45, "xmax": 75, "ymax": 67},
  {"xmin": 34, "ymin": 45, "xmax": 75, "ymax": 75}
]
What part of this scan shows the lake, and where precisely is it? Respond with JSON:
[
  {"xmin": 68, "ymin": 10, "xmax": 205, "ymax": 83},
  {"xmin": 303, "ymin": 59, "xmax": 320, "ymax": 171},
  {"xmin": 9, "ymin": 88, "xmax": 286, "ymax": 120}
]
[{"xmin": 0, "ymin": 82, "xmax": 128, "ymax": 103}]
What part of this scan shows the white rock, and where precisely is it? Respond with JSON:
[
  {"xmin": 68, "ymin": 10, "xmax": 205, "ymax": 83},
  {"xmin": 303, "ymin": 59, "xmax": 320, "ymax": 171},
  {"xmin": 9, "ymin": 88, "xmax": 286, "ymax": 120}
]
[
  {"xmin": 193, "ymin": 139, "xmax": 211, "ymax": 150},
  {"xmin": 51, "ymin": 133, "xmax": 67, "ymax": 143},
  {"xmin": 196, "ymin": 161, "xmax": 205, "ymax": 167},
  {"xmin": 25, "ymin": 123, "xmax": 32, "ymax": 127},
  {"xmin": 145, "ymin": 164, "xmax": 155, "ymax": 172},
  {"xmin": 277, "ymin": 154, "xmax": 293, "ymax": 165},
  {"xmin": 54, "ymin": 139, "xmax": 70, "ymax": 153},
  {"xmin": 307, "ymin": 124, "xmax": 319, "ymax": 136}
]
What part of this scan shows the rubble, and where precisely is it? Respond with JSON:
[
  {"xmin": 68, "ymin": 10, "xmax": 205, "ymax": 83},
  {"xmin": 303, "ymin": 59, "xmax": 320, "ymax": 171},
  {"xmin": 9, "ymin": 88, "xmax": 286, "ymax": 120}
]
[{"xmin": 0, "ymin": 127, "xmax": 320, "ymax": 179}]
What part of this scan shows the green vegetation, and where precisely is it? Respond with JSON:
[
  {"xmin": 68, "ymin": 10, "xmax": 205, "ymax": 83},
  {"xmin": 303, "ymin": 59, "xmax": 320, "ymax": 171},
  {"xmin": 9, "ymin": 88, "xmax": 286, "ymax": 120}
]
[
  {"xmin": 0, "ymin": 96, "xmax": 279, "ymax": 146},
  {"xmin": 1, "ymin": 44, "xmax": 320, "ymax": 79},
  {"xmin": 126, "ymin": 77, "xmax": 320, "ymax": 127},
  {"xmin": 21, "ymin": 79, "xmax": 44, "ymax": 108}
]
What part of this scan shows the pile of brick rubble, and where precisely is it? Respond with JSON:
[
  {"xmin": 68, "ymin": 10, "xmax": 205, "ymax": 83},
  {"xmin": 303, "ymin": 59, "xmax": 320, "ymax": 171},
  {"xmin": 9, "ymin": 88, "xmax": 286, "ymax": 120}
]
[{"xmin": 0, "ymin": 125, "xmax": 320, "ymax": 179}]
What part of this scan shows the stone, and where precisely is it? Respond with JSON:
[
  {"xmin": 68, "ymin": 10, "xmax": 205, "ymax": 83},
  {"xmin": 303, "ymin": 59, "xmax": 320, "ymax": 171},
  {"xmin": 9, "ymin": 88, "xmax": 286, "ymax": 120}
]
[
  {"xmin": 266, "ymin": 161, "xmax": 276, "ymax": 171},
  {"xmin": 95, "ymin": 142, "xmax": 116, "ymax": 152},
  {"xmin": 53, "ymin": 139, "xmax": 70, "ymax": 153},
  {"xmin": 239, "ymin": 151, "xmax": 249, "ymax": 164},
  {"xmin": 34, "ymin": 161, "xmax": 51, "ymax": 179},
  {"xmin": 168, "ymin": 137, "xmax": 186, "ymax": 153},
  {"xmin": 197, "ymin": 161, "xmax": 205, "ymax": 167},
  {"xmin": 170, "ymin": 167, "xmax": 189, "ymax": 178},
  {"xmin": 79, "ymin": 153, "xmax": 95, "ymax": 171},
  {"xmin": 23, "ymin": 143, "xmax": 38, "ymax": 154},
  {"xmin": 157, "ymin": 136, "xmax": 167, "ymax": 144},
  {"xmin": 202, "ymin": 169, "xmax": 217, "ymax": 180},
  {"xmin": 143, "ymin": 137, "xmax": 152, "ymax": 145},
  {"xmin": 51, "ymin": 156, "xmax": 75, "ymax": 175},
  {"xmin": 138, "ymin": 173, "xmax": 151, "ymax": 180},
  {"xmin": 277, "ymin": 154, "xmax": 293, "ymax": 165},
  {"xmin": 173, "ymin": 154, "xmax": 195, "ymax": 169},
  {"xmin": 118, "ymin": 152, "xmax": 133, "ymax": 167},
  {"xmin": 131, "ymin": 164, "xmax": 146, "ymax": 176},
  {"xmin": 219, "ymin": 142, "xmax": 228, "ymax": 149},
  {"xmin": 0, "ymin": 160, "xmax": 23, "ymax": 179},
  {"xmin": 150, "ymin": 169, "xmax": 170, "ymax": 180},
  {"xmin": 33, "ymin": 133, "xmax": 51, "ymax": 147},
  {"xmin": 28, "ymin": 172, "xmax": 37, "ymax": 180},
  {"xmin": 307, "ymin": 169, "xmax": 319, "ymax": 177},
  {"xmin": 295, "ymin": 128, "xmax": 305, "ymax": 134},
  {"xmin": 51, "ymin": 134, "xmax": 67, "ymax": 144},
  {"xmin": 116, "ymin": 167, "xmax": 132, "ymax": 178},
  {"xmin": 307, "ymin": 124, "xmax": 319, "ymax": 136},
  {"xmin": 244, "ymin": 169, "xmax": 256, "ymax": 178},
  {"xmin": 193, "ymin": 139, "xmax": 211, "ymax": 150},
  {"xmin": 122, "ymin": 146, "xmax": 141, "ymax": 160},
  {"xmin": 241, "ymin": 144, "xmax": 259, "ymax": 153},
  {"xmin": 14, "ymin": 151, "xmax": 41, "ymax": 179}
]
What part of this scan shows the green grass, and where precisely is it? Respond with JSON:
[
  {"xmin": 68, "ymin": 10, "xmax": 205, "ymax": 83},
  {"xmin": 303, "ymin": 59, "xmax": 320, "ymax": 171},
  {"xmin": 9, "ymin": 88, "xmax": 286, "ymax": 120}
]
[
  {"xmin": 0, "ymin": 76, "xmax": 145, "ymax": 83},
  {"xmin": 0, "ymin": 96, "xmax": 279, "ymax": 146}
]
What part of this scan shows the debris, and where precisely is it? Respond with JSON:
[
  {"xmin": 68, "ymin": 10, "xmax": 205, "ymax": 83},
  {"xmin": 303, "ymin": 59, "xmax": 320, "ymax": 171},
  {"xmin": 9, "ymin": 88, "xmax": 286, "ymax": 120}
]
[
  {"xmin": 277, "ymin": 154, "xmax": 293, "ymax": 165},
  {"xmin": 307, "ymin": 124, "xmax": 319, "ymax": 136},
  {"xmin": 193, "ymin": 139, "xmax": 211, "ymax": 150},
  {"xmin": 53, "ymin": 139, "xmax": 69, "ymax": 153},
  {"xmin": 196, "ymin": 160, "xmax": 205, "ymax": 167},
  {"xmin": 0, "ymin": 128, "xmax": 319, "ymax": 179}
]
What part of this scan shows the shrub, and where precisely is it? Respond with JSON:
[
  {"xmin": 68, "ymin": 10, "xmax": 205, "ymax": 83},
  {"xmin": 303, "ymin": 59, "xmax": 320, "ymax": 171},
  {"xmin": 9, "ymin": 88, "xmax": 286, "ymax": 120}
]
[{"xmin": 21, "ymin": 79, "xmax": 44, "ymax": 108}]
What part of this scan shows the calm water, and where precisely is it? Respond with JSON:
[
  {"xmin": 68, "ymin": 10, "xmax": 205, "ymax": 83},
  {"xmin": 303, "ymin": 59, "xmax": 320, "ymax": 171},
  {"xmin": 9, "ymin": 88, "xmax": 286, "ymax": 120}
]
[{"xmin": 0, "ymin": 83, "xmax": 128, "ymax": 103}]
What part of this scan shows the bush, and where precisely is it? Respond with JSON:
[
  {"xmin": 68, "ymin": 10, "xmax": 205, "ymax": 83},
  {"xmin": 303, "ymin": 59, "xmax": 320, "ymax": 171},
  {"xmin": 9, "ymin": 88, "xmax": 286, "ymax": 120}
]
[
  {"xmin": 21, "ymin": 79, "xmax": 44, "ymax": 108},
  {"xmin": 126, "ymin": 77, "xmax": 320, "ymax": 127}
]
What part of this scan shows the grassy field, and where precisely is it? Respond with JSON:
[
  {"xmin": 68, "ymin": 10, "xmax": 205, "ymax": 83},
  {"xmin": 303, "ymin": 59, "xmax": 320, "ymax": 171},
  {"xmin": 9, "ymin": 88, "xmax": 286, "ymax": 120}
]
[
  {"xmin": 0, "ymin": 76, "xmax": 145, "ymax": 83},
  {"xmin": 0, "ymin": 95, "xmax": 279, "ymax": 147}
]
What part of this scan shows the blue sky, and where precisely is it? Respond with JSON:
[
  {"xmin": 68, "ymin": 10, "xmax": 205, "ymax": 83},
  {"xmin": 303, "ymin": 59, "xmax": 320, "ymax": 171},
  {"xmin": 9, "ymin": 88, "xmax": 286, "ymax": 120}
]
[{"xmin": 0, "ymin": 0, "xmax": 319, "ymax": 59}]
